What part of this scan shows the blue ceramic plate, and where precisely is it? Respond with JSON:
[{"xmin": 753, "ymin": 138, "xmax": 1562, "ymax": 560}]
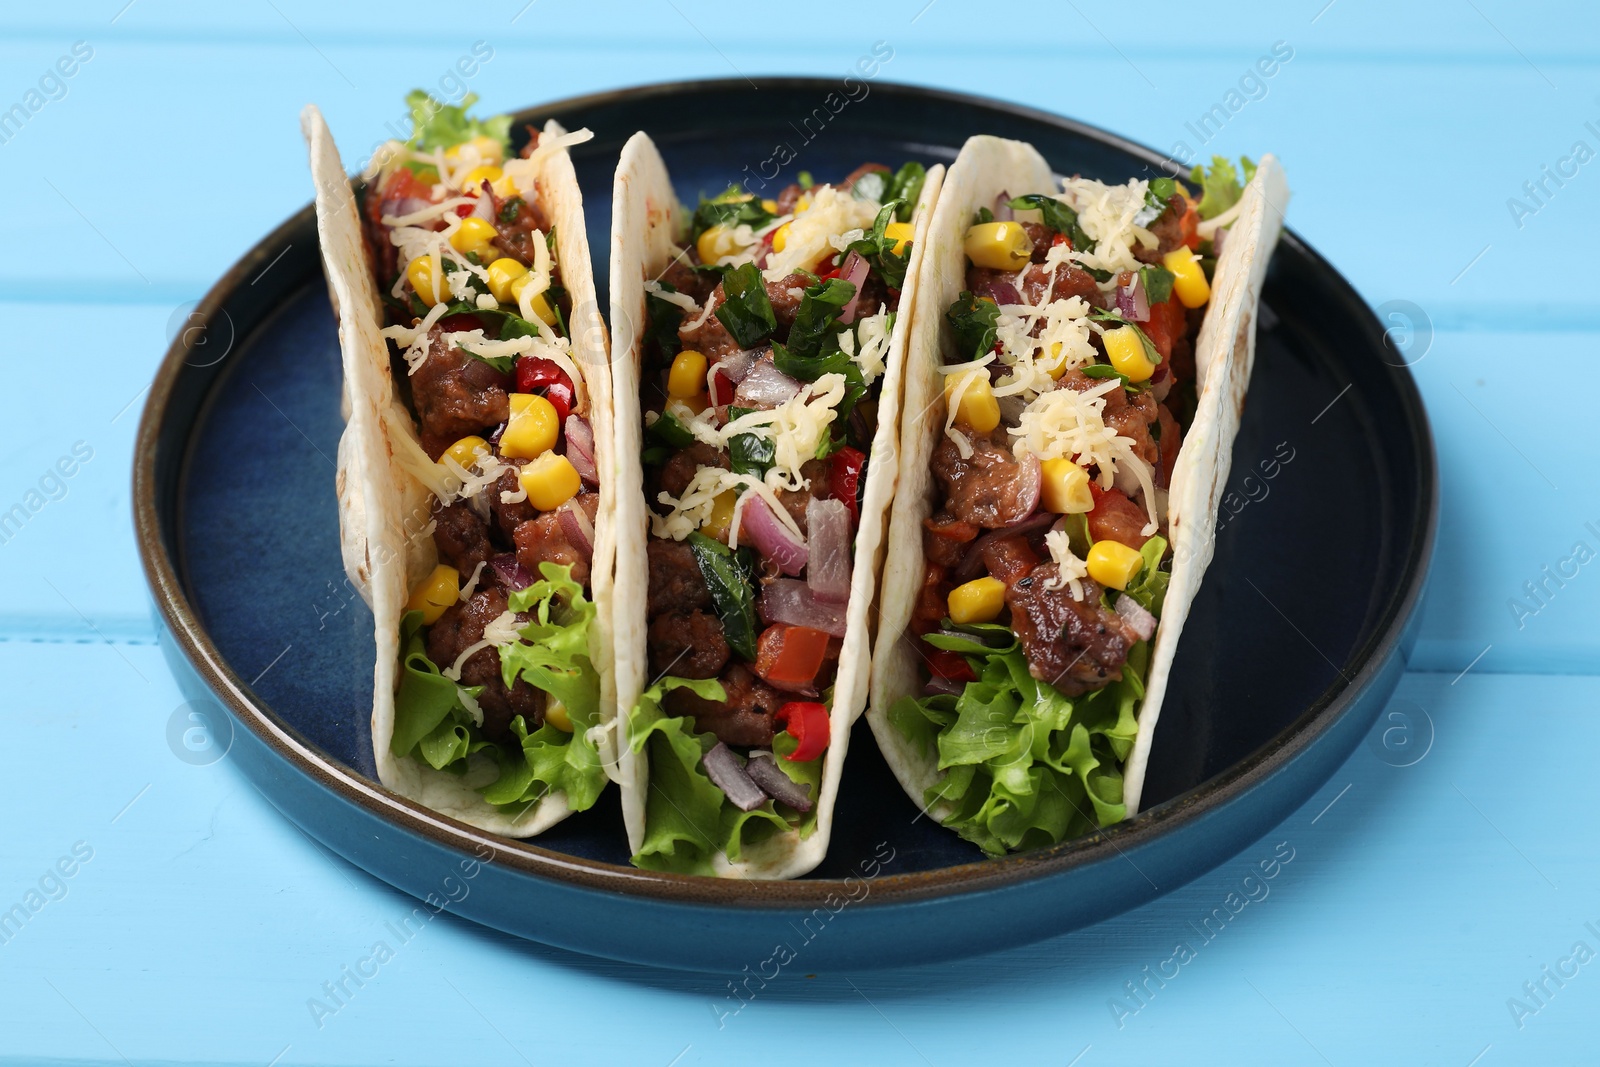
[{"xmin": 135, "ymin": 79, "xmax": 1435, "ymax": 972}]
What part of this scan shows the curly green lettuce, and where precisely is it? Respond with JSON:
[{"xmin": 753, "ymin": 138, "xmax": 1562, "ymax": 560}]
[
  {"xmin": 404, "ymin": 89, "xmax": 512, "ymax": 153},
  {"xmin": 889, "ymin": 537, "xmax": 1169, "ymax": 855},
  {"xmin": 628, "ymin": 678, "xmax": 822, "ymax": 875},
  {"xmin": 391, "ymin": 563, "xmax": 606, "ymax": 813}
]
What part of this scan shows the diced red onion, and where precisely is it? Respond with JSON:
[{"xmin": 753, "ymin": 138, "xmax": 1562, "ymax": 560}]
[
  {"xmin": 563, "ymin": 414, "xmax": 598, "ymax": 484},
  {"xmin": 739, "ymin": 493, "xmax": 808, "ymax": 576},
  {"xmin": 922, "ymin": 675, "xmax": 964, "ymax": 697},
  {"xmin": 490, "ymin": 553, "xmax": 535, "ymax": 592},
  {"xmin": 1115, "ymin": 593, "xmax": 1157, "ymax": 642},
  {"xmin": 836, "ymin": 251, "xmax": 870, "ymax": 325},
  {"xmin": 805, "ymin": 497, "xmax": 852, "ymax": 603},
  {"xmin": 1115, "ymin": 272, "xmax": 1150, "ymax": 323},
  {"xmin": 717, "ymin": 349, "xmax": 756, "ymax": 384},
  {"xmin": 734, "ymin": 359, "xmax": 802, "ymax": 409},
  {"xmin": 1212, "ymin": 227, "xmax": 1228, "ymax": 257},
  {"xmin": 702, "ymin": 743, "xmax": 766, "ymax": 812},
  {"xmin": 745, "ymin": 753, "xmax": 813, "ymax": 812},
  {"xmin": 972, "ymin": 274, "xmax": 1021, "ymax": 306},
  {"xmin": 1004, "ymin": 454, "xmax": 1043, "ymax": 527},
  {"xmin": 953, "ymin": 510, "xmax": 1056, "ymax": 582},
  {"xmin": 759, "ymin": 579, "xmax": 848, "ymax": 637},
  {"xmin": 556, "ymin": 502, "xmax": 594, "ymax": 562},
  {"xmin": 708, "ymin": 351, "xmax": 754, "ymax": 421},
  {"xmin": 381, "ymin": 196, "xmax": 432, "ymax": 220},
  {"xmin": 470, "ymin": 189, "xmax": 496, "ymax": 221},
  {"xmin": 992, "ymin": 191, "xmax": 1014, "ymax": 222}
]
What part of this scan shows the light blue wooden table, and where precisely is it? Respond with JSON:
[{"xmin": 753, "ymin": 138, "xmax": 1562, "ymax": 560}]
[{"xmin": 2, "ymin": 1, "xmax": 1596, "ymax": 1062}]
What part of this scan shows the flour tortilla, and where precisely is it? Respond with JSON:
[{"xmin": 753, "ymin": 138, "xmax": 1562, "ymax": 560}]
[
  {"xmin": 609, "ymin": 133, "xmax": 944, "ymax": 877},
  {"xmin": 303, "ymin": 105, "xmax": 617, "ymax": 837},
  {"xmin": 867, "ymin": 135, "xmax": 1288, "ymax": 828}
]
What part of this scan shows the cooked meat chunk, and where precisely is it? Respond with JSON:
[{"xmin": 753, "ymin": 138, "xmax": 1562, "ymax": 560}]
[
  {"xmin": 923, "ymin": 511, "xmax": 979, "ymax": 569},
  {"xmin": 663, "ymin": 664, "xmax": 781, "ymax": 747},
  {"xmin": 1087, "ymin": 488, "xmax": 1153, "ymax": 550},
  {"xmin": 965, "ymin": 266, "xmax": 1021, "ymax": 306},
  {"xmin": 1018, "ymin": 261, "xmax": 1102, "ymax": 308},
  {"xmin": 837, "ymin": 162, "xmax": 891, "ymax": 193},
  {"xmin": 1058, "ymin": 368, "xmax": 1160, "ymax": 468},
  {"xmin": 765, "ymin": 273, "xmax": 810, "ymax": 329},
  {"xmin": 1138, "ymin": 195, "xmax": 1189, "ymax": 262},
  {"xmin": 490, "ymin": 462, "xmax": 537, "ymax": 540},
  {"xmin": 432, "ymin": 501, "xmax": 494, "ymax": 574},
  {"xmin": 647, "ymin": 539, "xmax": 712, "ymax": 617},
  {"xmin": 1006, "ymin": 564, "xmax": 1139, "ymax": 695},
  {"xmin": 678, "ymin": 284, "xmax": 743, "ymax": 360},
  {"xmin": 513, "ymin": 491, "xmax": 598, "ymax": 586},
  {"xmin": 657, "ymin": 442, "xmax": 729, "ymax": 500},
  {"xmin": 410, "ymin": 326, "xmax": 512, "ymax": 440},
  {"xmin": 426, "ymin": 588, "xmax": 544, "ymax": 743},
  {"xmin": 982, "ymin": 535, "xmax": 1040, "ymax": 587},
  {"xmin": 932, "ymin": 431, "xmax": 1041, "ymax": 528},
  {"xmin": 776, "ymin": 459, "xmax": 832, "ymax": 533},
  {"xmin": 648, "ymin": 610, "xmax": 730, "ymax": 679},
  {"xmin": 1155, "ymin": 402, "xmax": 1182, "ymax": 489},
  {"xmin": 660, "ymin": 257, "xmax": 715, "ymax": 304},
  {"xmin": 775, "ymin": 182, "xmax": 804, "ymax": 214},
  {"xmin": 1021, "ymin": 222, "xmax": 1053, "ymax": 263}
]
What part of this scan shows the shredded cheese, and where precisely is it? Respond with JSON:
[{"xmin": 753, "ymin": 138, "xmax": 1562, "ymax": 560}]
[
  {"xmin": 673, "ymin": 373, "xmax": 845, "ymax": 492},
  {"xmin": 762, "ymin": 185, "xmax": 879, "ymax": 282},
  {"xmin": 841, "ymin": 310, "xmax": 893, "ymax": 386},
  {"xmin": 1009, "ymin": 381, "xmax": 1159, "ymax": 534},
  {"xmin": 643, "ymin": 279, "xmax": 699, "ymax": 312},
  {"xmin": 1046, "ymin": 177, "xmax": 1158, "ymax": 279},
  {"xmin": 442, "ymin": 609, "xmax": 523, "ymax": 682},
  {"xmin": 1041, "ymin": 529, "xmax": 1090, "ymax": 600},
  {"xmin": 458, "ymin": 560, "xmax": 489, "ymax": 601},
  {"xmin": 991, "ymin": 294, "xmax": 1098, "ymax": 400}
]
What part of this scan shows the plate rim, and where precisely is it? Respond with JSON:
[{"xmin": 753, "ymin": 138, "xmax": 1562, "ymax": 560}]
[{"xmin": 133, "ymin": 76, "xmax": 1437, "ymax": 908}]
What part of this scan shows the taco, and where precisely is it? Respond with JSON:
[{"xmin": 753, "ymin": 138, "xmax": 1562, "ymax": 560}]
[
  {"xmin": 869, "ymin": 136, "xmax": 1287, "ymax": 854},
  {"xmin": 609, "ymin": 133, "xmax": 944, "ymax": 876},
  {"xmin": 303, "ymin": 92, "xmax": 615, "ymax": 836}
]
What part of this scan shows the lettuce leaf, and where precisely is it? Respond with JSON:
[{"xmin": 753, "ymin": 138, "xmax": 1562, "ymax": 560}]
[
  {"xmin": 629, "ymin": 677, "xmax": 820, "ymax": 875},
  {"xmin": 388, "ymin": 564, "xmax": 607, "ymax": 814},
  {"xmin": 404, "ymin": 90, "xmax": 512, "ymax": 153},
  {"xmin": 1187, "ymin": 155, "xmax": 1258, "ymax": 220}
]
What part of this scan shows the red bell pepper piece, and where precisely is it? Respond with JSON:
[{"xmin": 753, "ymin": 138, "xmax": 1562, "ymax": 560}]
[
  {"xmin": 775, "ymin": 701, "xmax": 830, "ymax": 762},
  {"xmin": 515, "ymin": 356, "xmax": 575, "ymax": 422},
  {"xmin": 925, "ymin": 648, "xmax": 976, "ymax": 683},
  {"xmin": 828, "ymin": 446, "xmax": 866, "ymax": 524},
  {"xmin": 439, "ymin": 313, "xmax": 485, "ymax": 333},
  {"xmin": 1141, "ymin": 297, "xmax": 1187, "ymax": 364},
  {"xmin": 754, "ymin": 624, "xmax": 830, "ymax": 689}
]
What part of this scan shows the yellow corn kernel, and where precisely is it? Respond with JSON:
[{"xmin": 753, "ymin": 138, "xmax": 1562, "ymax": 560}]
[
  {"xmin": 406, "ymin": 564, "xmax": 460, "ymax": 625},
  {"xmin": 884, "ymin": 221, "xmax": 915, "ymax": 255},
  {"xmin": 406, "ymin": 255, "xmax": 445, "ymax": 306},
  {"xmin": 445, "ymin": 136, "xmax": 504, "ymax": 165},
  {"xmin": 795, "ymin": 194, "xmax": 812, "ymax": 214},
  {"xmin": 760, "ymin": 198, "xmax": 779, "ymax": 214},
  {"xmin": 963, "ymin": 221, "xmax": 1033, "ymax": 271},
  {"xmin": 944, "ymin": 370, "xmax": 1000, "ymax": 434},
  {"xmin": 544, "ymin": 698, "xmax": 573, "ymax": 732},
  {"xmin": 948, "ymin": 576, "xmax": 1007, "ymax": 625},
  {"xmin": 701, "ymin": 490, "xmax": 738, "ymax": 543},
  {"xmin": 459, "ymin": 164, "xmax": 503, "ymax": 192},
  {"xmin": 696, "ymin": 224, "xmax": 744, "ymax": 264},
  {"xmin": 519, "ymin": 452, "xmax": 581, "ymax": 511},
  {"xmin": 450, "ymin": 216, "xmax": 498, "ymax": 258},
  {"xmin": 1163, "ymin": 247, "xmax": 1211, "ymax": 309},
  {"xmin": 1086, "ymin": 540, "xmax": 1145, "ymax": 591},
  {"xmin": 500, "ymin": 394, "xmax": 560, "ymax": 459},
  {"xmin": 771, "ymin": 222, "xmax": 792, "ymax": 254},
  {"xmin": 1102, "ymin": 325, "xmax": 1156, "ymax": 383},
  {"xmin": 1038, "ymin": 341, "xmax": 1073, "ymax": 380},
  {"xmin": 668, "ymin": 349, "xmax": 708, "ymax": 398},
  {"xmin": 1040, "ymin": 458, "xmax": 1094, "ymax": 514},
  {"xmin": 509, "ymin": 274, "xmax": 558, "ymax": 326},
  {"xmin": 490, "ymin": 173, "xmax": 518, "ymax": 198},
  {"xmin": 486, "ymin": 257, "xmax": 529, "ymax": 304},
  {"xmin": 439, "ymin": 435, "xmax": 490, "ymax": 471}
]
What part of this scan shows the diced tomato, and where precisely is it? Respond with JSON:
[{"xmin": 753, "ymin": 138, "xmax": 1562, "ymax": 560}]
[
  {"xmin": 828, "ymin": 446, "xmax": 867, "ymax": 524},
  {"xmin": 515, "ymin": 357, "xmax": 575, "ymax": 422},
  {"xmin": 382, "ymin": 166, "xmax": 435, "ymax": 204},
  {"xmin": 439, "ymin": 314, "xmax": 484, "ymax": 333},
  {"xmin": 754, "ymin": 624, "xmax": 831, "ymax": 690},
  {"xmin": 1052, "ymin": 232, "xmax": 1071, "ymax": 250},
  {"xmin": 711, "ymin": 367, "xmax": 736, "ymax": 408},
  {"xmin": 775, "ymin": 701, "xmax": 830, "ymax": 762},
  {"xmin": 925, "ymin": 648, "xmax": 977, "ymax": 683},
  {"xmin": 1142, "ymin": 297, "xmax": 1187, "ymax": 364},
  {"xmin": 911, "ymin": 562, "xmax": 951, "ymax": 637},
  {"xmin": 1179, "ymin": 199, "xmax": 1200, "ymax": 250},
  {"xmin": 1087, "ymin": 484, "xmax": 1153, "ymax": 550}
]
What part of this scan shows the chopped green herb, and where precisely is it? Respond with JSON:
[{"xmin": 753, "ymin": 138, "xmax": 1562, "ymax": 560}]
[
  {"xmin": 886, "ymin": 161, "xmax": 927, "ymax": 222},
  {"xmin": 1008, "ymin": 193, "xmax": 1094, "ymax": 252},
  {"xmin": 714, "ymin": 263, "xmax": 777, "ymax": 349},
  {"xmin": 1138, "ymin": 265, "xmax": 1176, "ymax": 306},
  {"xmin": 691, "ymin": 186, "xmax": 776, "ymax": 241},
  {"xmin": 946, "ymin": 291, "xmax": 1001, "ymax": 362},
  {"xmin": 687, "ymin": 532, "xmax": 759, "ymax": 661}
]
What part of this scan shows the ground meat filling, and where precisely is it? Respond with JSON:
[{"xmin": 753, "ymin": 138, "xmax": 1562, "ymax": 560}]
[
  {"xmin": 513, "ymin": 491, "xmax": 598, "ymax": 587},
  {"xmin": 648, "ymin": 610, "xmax": 730, "ymax": 680},
  {"xmin": 432, "ymin": 501, "xmax": 494, "ymax": 574},
  {"xmin": 677, "ymin": 285, "xmax": 742, "ymax": 360},
  {"xmin": 426, "ymin": 588, "xmax": 545, "ymax": 744},
  {"xmin": 663, "ymin": 665, "xmax": 782, "ymax": 748},
  {"xmin": 646, "ymin": 540, "xmax": 711, "ymax": 617},
  {"xmin": 1006, "ymin": 565, "xmax": 1139, "ymax": 695},
  {"xmin": 931, "ymin": 431, "xmax": 1041, "ymax": 528},
  {"xmin": 410, "ymin": 327, "xmax": 513, "ymax": 440}
]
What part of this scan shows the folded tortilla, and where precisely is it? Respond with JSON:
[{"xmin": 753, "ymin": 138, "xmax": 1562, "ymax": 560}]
[
  {"xmin": 303, "ymin": 104, "xmax": 617, "ymax": 836},
  {"xmin": 609, "ymin": 133, "xmax": 944, "ymax": 877},
  {"xmin": 868, "ymin": 135, "xmax": 1288, "ymax": 837}
]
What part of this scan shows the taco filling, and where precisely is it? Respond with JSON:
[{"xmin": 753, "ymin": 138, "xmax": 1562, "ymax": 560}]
[
  {"xmin": 362, "ymin": 92, "xmax": 607, "ymax": 813},
  {"xmin": 630, "ymin": 162, "xmax": 926, "ymax": 871},
  {"xmin": 888, "ymin": 158, "xmax": 1253, "ymax": 854}
]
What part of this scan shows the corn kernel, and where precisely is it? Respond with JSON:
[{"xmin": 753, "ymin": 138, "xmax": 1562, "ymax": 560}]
[
  {"xmin": 509, "ymin": 274, "xmax": 558, "ymax": 326},
  {"xmin": 490, "ymin": 173, "xmax": 518, "ymax": 198},
  {"xmin": 948, "ymin": 576, "xmax": 1007, "ymax": 625},
  {"xmin": 944, "ymin": 370, "xmax": 1000, "ymax": 434},
  {"xmin": 486, "ymin": 257, "xmax": 529, "ymax": 304},
  {"xmin": 1086, "ymin": 540, "xmax": 1145, "ymax": 590},
  {"xmin": 668, "ymin": 349, "xmax": 708, "ymax": 399},
  {"xmin": 1102, "ymin": 325, "xmax": 1156, "ymax": 383},
  {"xmin": 696, "ymin": 224, "xmax": 744, "ymax": 264},
  {"xmin": 450, "ymin": 216, "xmax": 498, "ymax": 259},
  {"xmin": 445, "ymin": 136, "xmax": 503, "ymax": 165},
  {"xmin": 701, "ymin": 490, "xmax": 738, "ymax": 542},
  {"xmin": 459, "ymin": 164, "xmax": 503, "ymax": 193},
  {"xmin": 406, "ymin": 564, "xmax": 460, "ymax": 625},
  {"xmin": 963, "ymin": 221, "xmax": 1033, "ymax": 271},
  {"xmin": 1163, "ymin": 247, "xmax": 1210, "ymax": 309},
  {"xmin": 519, "ymin": 451, "xmax": 581, "ymax": 511},
  {"xmin": 884, "ymin": 221, "xmax": 915, "ymax": 255},
  {"xmin": 1038, "ymin": 341, "xmax": 1073, "ymax": 380},
  {"xmin": 406, "ymin": 255, "xmax": 445, "ymax": 306},
  {"xmin": 771, "ymin": 222, "xmax": 792, "ymax": 254},
  {"xmin": 544, "ymin": 698, "xmax": 573, "ymax": 732},
  {"xmin": 795, "ymin": 194, "xmax": 812, "ymax": 214},
  {"xmin": 500, "ymin": 394, "xmax": 560, "ymax": 459},
  {"xmin": 760, "ymin": 198, "xmax": 779, "ymax": 214},
  {"xmin": 1041, "ymin": 458, "xmax": 1094, "ymax": 514},
  {"xmin": 439, "ymin": 435, "xmax": 490, "ymax": 471}
]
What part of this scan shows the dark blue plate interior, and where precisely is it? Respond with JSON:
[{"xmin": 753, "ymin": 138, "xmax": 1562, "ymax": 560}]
[{"xmin": 143, "ymin": 80, "xmax": 1432, "ymax": 967}]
